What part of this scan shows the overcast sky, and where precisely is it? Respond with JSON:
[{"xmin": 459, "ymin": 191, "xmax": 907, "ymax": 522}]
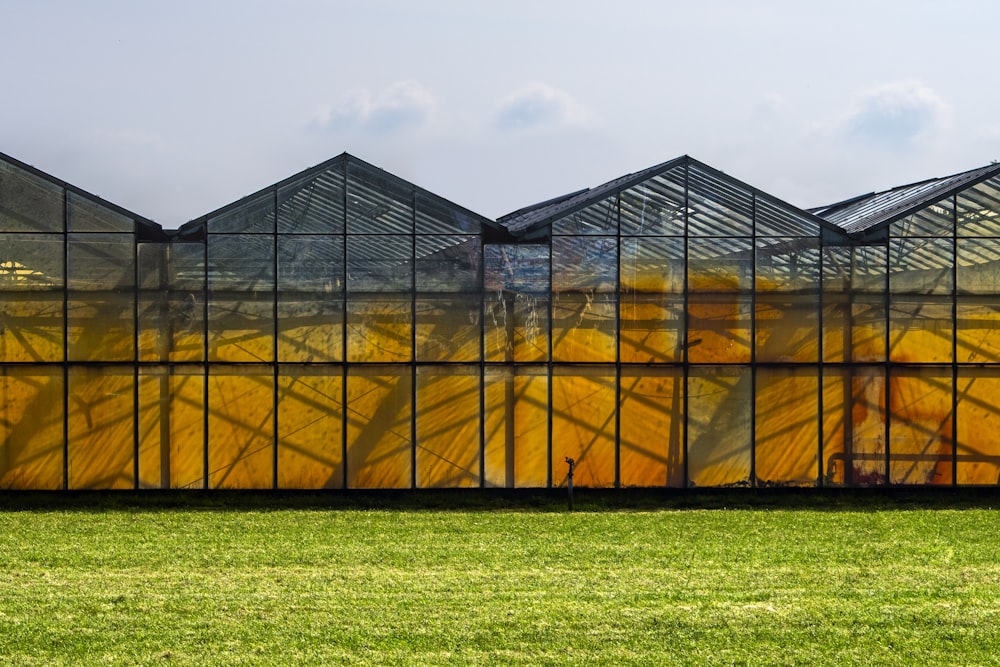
[{"xmin": 4, "ymin": 1, "xmax": 999, "ymax": 229}]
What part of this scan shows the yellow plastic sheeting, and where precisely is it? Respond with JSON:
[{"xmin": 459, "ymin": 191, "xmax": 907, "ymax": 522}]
[
  {"xmin": 207, "ymin": 369, "xmax": 274, "ymax": 489},
  {"xmin": 277, "ymin": 370, "xmax": 343, "ymax": 489},
  {"xmin": 483, "ymin": 370, "xmax": 548, "ymax": 488},
  {"xmin": 551, "ymin": 371, "xmax": 615, "ymax": 487},
  {"xmin": 687, "ymin": 295, "xmax": 752, "ymax": 363},
  {"xmin": 0, "ymin": 295, "xmax": 63, "ymax": 362},
  {"xmin": 208, "ymin": 300, "xmax": 274, "ymax": 362},
  {"xmin": 620, "ymin": 369, "xmax": 683, "ymax": 487},
  {"xmin": 687, "ymin": 368, "xmax": 751, "ymax": 487},
  {"xmin": 619, "ymin": 297, "xmax": 682, "ymax": 363},
  {"xmin": 277, "ymin": 300, "xmax": 342, "ymax": 362},
  {"xmin": 67, "ymin": 298, "xmax": 135, "ymax": 362},
  {"xmin": 889, "ymin": 301, "xmax": 952, "ymax": 363},
  {"xmin": 956, "ymin": 300, "xmax": 1000, "ymax": 363},
  {"xmin": 956, "ymin": 369, "xmax": 1000, "ymax": 484},
  {"xmin": 346, "ymin": 369, "xmax": 411, "ymax": 488},
  {"xmin": 889, "ymin": 369, "xmax": 953, "ymax": 485},
  {"xmin": 0, "ymin": 367, "xmax": 63, "ymax": 489},
  {"xmin": 755, "ymin": 296, "xmax": 819, "ymax": 362},
  {"xmin": 416, "ymin": 369, "xmax": 480, "ymax": 487},
  {"xmin": 346, "ymin": 299, "xmax": 411, "ymax": 362},
  {"xmin": 822, "ymin": 369, "xmax": 886, "ymax": 486},
  {"xmin": 755, "ymin": 369, "xmax": 818, "ymax": 486},
  {"xmin": 67, "ymin": 367, "xmax": 134, "ymax": 489},
  {"xmin": 484, "ymin": 293, "xmax": 549, "ymax": 363},
  {"xmin": 551, "ymin": 292, "xmax": 616, "ymax": 362},
  {"xmin": 822, "ymin": 297, "xmax": 887, "ymax": 362},
  {"xmin": 415, "ymin": 298, "xmax": 481, "ymax": 362},
  {"xmin": 138, "ymin": 370, "xmax": 205, "ymax": 489},
  {"xmin": 138, "ymin": 294, "xmax": 205, "ymax": 362}
]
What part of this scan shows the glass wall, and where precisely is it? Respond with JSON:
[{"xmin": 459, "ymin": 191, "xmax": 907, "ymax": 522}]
[{"xmin": 5, "ymin": 153, "xmax": 1000, "ymax": 489}]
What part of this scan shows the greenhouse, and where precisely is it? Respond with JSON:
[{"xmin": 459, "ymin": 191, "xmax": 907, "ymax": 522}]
[{"xmin": 2, "ymin": 149, "xmax": 1000, "ymax": 490}]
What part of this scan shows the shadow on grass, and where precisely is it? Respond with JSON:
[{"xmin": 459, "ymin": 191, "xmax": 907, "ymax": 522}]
[{"xmin": 0, "ymin": 486, "xmax": 998, "ymax": 513}]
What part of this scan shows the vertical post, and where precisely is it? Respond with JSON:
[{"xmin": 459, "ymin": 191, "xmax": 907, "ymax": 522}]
[{"xmin": 565, "ymin": 456, "xmax": 575, "ymax": 511}]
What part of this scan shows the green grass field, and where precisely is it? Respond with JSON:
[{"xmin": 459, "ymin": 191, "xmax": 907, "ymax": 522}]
[{"xmin": 0, "ymin": 490, "xmax": 998, "ymax": 666}]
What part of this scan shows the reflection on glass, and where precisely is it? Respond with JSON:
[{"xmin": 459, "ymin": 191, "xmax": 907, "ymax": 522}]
[{"xmin": 688, "ymin": 366, "xmax": 751, "ymax": 487}]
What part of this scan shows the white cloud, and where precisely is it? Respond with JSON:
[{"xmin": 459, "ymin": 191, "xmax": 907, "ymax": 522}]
[
  {"xmin": 311, "ymin": 80, "xmax": 435, "ymax": 134},
  {"xmin": 835, "ymin": 80, "xmax": 951, "ymax": 151},
  {"xmin": 493, "ymin": 83, "xmax": 592, "ymax": 131}
]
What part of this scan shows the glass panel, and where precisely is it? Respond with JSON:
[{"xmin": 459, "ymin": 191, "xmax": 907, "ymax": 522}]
[
  {"xmin": 755, "ymin": 294, "xmax": 819, "ymax": 363},
  {"xmin": 889, "ymin": 367, "xmax": 953, "ymax": 485},
  {"xmin": 619, "ymin": 168, "xmax": 686, "ymax": 236},
  {"xmin": 956, "ymin": 297, "xmax": 1000, "ymax": 363},
  {"xmin": 416, "ymin": 366, "xmax": 480, "ymax": 488},
  {"xmin": 620, "ymin": 367, "xmax": 683, "ymax": 487},
  {"xmin": 0, "ymin": 294, "xmax": 63, "ymax": 364},
  {"xmin": 68, "ymin": 192, "xmax": 133, "ymax": 232},
  {"xmin": 755, "ymin": 239, "xmax": 820, "ymax": 291},
  {"xmin": 889, "ymin": 197, "xmax": 954, "ymax": 237},
  {"xmin": 755, "ymin": 196, "xmax": 820, "ymax": 237},
  {"xmin": 687, "ymin": 366, "xmax": 751, "ymax": 487},
  {"xmin": 207, "ymin": 192, "xmax": 275, "ymax": 234},
  {"xmin": 0, "ymin": 161, "xmax": 63, "ymax": 232},
  {"xmin": 1, "ymin": 233, "xmax": 63, "ymax": 290},
  {"xmin": 416, "ymin": 193, "xmax": 483, "ymax": 234},
  {"xmin": 620, "ymin": 236, "xmax": 684, "ymax": 293},
  {"xmin": 686, "ymin": 294, "xmax": 752, "ymax": 363},
  {"xmin": 822, "ymin": 367, "xmax": 886, "ymax": 486},
  {"xmin": 483, "ymin": 366, "xmax": 547, "ymax": 488},
  {"xmin": 484, "ymin": 245, "xmax": 549, "ymax": 363},
  {"xmin": 278, "ymin": 166, "xmax": 345, "ymax": 234},
  {"xmin": 551, "ymin": 367, "xmax": 615, "ymax": 488},
  {"xmin": 346, "ymin": 163, "xmax": 413, "ymax": 235},
  {"xmin": 688, "ymin": 238, "xmax": 752, "ymax": 291},
  {"xmin": 277, "ymin": 367, "xmax": 343, "ymax": 489},
  {"xmin": 346, "ymin": 296, "xmax": 411, "ymax": 362},
  {"xmin": 755, "ymin": 368, "xmax": 818, "ymax": 486},
  {"xmin": 415, "ymin": 236, "xmax": 481, "ymax": 362},
  {"xmin": 138, "ymin": 242, "xmax": 204, "ymax": 363},
  {"xmin": 551, "ymin": 236, "xmax": 616, "ymax": 362},
  {"xmin": 888, "ymin": 238, "xmax": 953, "ymax": 294},
  {"xmin": 823, "ymin": 293, "xmax": 886, "ymax": 363},
  {"xmin": 956, "ymin": 176, "xmax": 1000, "ymax": 237},
  {"xmin": 0, "ymin": 366, "xmax": 63, "ymax": 489},
  {"xmin": 346, "ymin": 367, "xmax": 411, "ymax": 489},
  {"xmin": 347, "ymin": 235, "xmax": 411, "ymax": 292},
  {"xmin": 888, "ymin": 297, "xmax": 952, "ymax": 364},
  {"xmin": 138, "ymin": 367, "xmax": 204, "ymax": 489},
  {"xmin": 620, "ymin": 294, "xmax": 683, "ymax": 363},
  {"xmin": 68, "ymin": 366, "xmax": 135, "ymax": 489},
  {"xmin": 551, "ymin": 196, "xmax": 616, "ymax": 235},
  {"xmin": 278, "ymin": 235, "xmax": 343, "ymax": 362},
  {"xmin": 957, "ymin": 239, "xmax": 1000, "ymax": 294},
  {"xmin": 67, "ymin": 233, "xmax": 135, "ymax": 362},
  {"xmin": 207, "ymin": 366, "xmax": 274, "ymax": 489},
  {"xmin": 687, "ymin": 165, "xmax": 753, "ymax": 237},
  {"xmin": 956, "ymin": 368, "xmax": 1000, "ymax": 484},
  {"xmin": 208, "ymin": 235, "xmax": 274, "ymax": 362}
]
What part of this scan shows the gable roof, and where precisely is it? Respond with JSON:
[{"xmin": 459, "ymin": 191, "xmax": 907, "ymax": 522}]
[{"xmin": 810, "ymin": 162, "xmax": 1000, "ymax": 235}]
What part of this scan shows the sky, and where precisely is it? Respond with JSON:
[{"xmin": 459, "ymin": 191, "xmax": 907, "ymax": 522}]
[{"xmin": 4, "ymin": 0, "xmax": 1000, "ymax": 230}]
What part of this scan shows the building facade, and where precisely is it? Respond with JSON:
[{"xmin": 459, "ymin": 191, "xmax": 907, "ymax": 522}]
[{"xmin": 2, "ymin": 150, "xmax": 1000, "ymax": 489}]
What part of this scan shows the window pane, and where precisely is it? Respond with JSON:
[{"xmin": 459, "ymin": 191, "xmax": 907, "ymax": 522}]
[
  {"xmin": 346, "ymin": 296, "xmax": 411, "ymax": 362},
  {"xmin": 620, "ymin": 367, "xmax": 683, "ymax": 487},
  {"xmin": 619, "ymin": 168, "xmax": 685, "ymax": 236},
  {"xmin": 0, "ymin": 366, "xmax": 63, "ymax": 489},
  {"xmin": 687, "ymin": 294, "xmax": 752, "ymax": 363},
  {"xmin": 208, "ymin": 235, "xmax": 274, "ymax": 362},
  {"xmin": 551, "ymin": 368, "xmax": 615, "ymax": 488},
  {"xmin": 138, "ymin": 242, "xmax": 204, "ymax": 363},
  {"xmin": 416, "ymin": 366, "xmax": 480, "ymax": 488},
  {"xmin": 889, "ymin": 198, "xmax": 953, "ymax": 237},
  {"xmin": 822, "ymin": 367, "xmax": 886, "ymax": 486},
  {"xmin": 956, "ymin": 367, "xmax": 1000, "ymax": 484},
  {"xmin": 278, "ymin": 166, "xmax": 345, "ymax": 234},
  {"xmin": 346, "ymin": 163, "xmax": 413, "ymax": 235},
  {"xmin": 207, "ymin": 192, "xmax": 275, "ymax": 234},
  {"xmin": 687, "ymin": 165, "xmax": 753, "ymax": 237},
  {"xmin": 278, "ymin": 367, "xmax": 343, "ymax": 489},
  {"xmin": 956, "ymin": 176, "xmax": 1000, "ymax": 237},
  {"xmin": 0, "ymin": 161, "xmax": 63, "ymax": 232},
  {"xmin": 484, "ymin": 245, "xmax": 549, "ymax": 363},
  {"xmin": 551, "ymin": 196, "xmax": 616, "ymax": 235},
  {"xmin": 889, "ymin": 238, "xmax": 953, "ymax": 294},
  {"xmin": 207, "ymin": 366, "xmax": 274, "ymax": 489},
  {"xmin": 68, "ymin": 192, "xmax": 133, "ymax": 232},
  {"xmin": 889, "ymin": 367, "xmax": 952, "ymax": 486},
  {"xmin": 956, "ymin": 297, "xmax": 1000, "ymax": 363},
  {"xmin": 484, "ymin": 367, "xmax": 547, "ymax": 488},
  {"xmin": 756, "ymin": 294, "xmax": 819, "ymax": 363},
  {"xmin": 888, "ymin": 297, "xmax": 952, "ymax": 364},
  {"xmin": 68, "ymin": 366, "xmax": 135, "ymax": 489},
  {"xmin": 346, "ymin": 367, "xmax": 411, "ymax": 489},
  {"xmin": 138, "ymin": 367, "xmax": 204, "ymax": 489},
  {"xmin": 67, "ymin": 233, "xmax": 135, "ymax": 362},
  {"xmin": 957, "ymin": 239, "xmax": 1000, "ymax": 294},
  {"xmin": 688, "ymin": 366, "xmax": 751, "ymax": 487},
  {"xmin": 278, "ymin": 236, "xmax": 342, "ymax": 362},
  {"xmin": 755, "ymin": 368, "xmax": 818, "ymax": 486}
]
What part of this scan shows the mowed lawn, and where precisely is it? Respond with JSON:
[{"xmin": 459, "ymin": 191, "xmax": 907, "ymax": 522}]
[{"xmin": 0, "ymin": 492, "xmax": 999, "ymax": 666}]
